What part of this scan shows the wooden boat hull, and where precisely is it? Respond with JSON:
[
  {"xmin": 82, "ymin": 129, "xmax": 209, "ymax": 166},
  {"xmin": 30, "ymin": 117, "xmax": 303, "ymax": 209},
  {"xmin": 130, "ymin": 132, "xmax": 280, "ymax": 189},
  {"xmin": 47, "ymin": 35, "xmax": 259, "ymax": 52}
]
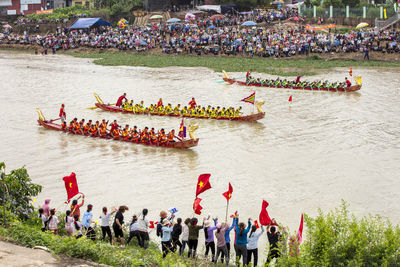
[
  {"xmin": 37, "ymin": 119, "xmax": 199, "ymax": 149},
  {"xmin": 223, "ymin": 78, "xmax": 361, "ymax": 92},
  {"xmin": 95, "ymin": 103, "xmax": 265, "ymax": 122}
]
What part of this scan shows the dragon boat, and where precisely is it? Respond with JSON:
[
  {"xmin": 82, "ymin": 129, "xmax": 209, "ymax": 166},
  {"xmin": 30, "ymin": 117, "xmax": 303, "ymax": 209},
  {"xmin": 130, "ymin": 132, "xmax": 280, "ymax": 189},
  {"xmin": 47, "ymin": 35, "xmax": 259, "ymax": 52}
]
[
  {"xmin": 36, "ymin": 109, "xmax": 199, "ymax": 149},
  {"xmin": 93, "ymin": 94, "xmax": 266, "ymax": 122},
  {"xmin": 222, "ymin": 71, "xmax": 362, "ymax": 93}
]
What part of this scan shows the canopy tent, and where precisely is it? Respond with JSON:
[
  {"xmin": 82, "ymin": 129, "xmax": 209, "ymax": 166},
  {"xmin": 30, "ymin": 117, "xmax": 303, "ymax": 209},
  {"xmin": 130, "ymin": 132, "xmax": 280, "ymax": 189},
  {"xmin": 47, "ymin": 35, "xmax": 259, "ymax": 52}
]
[
  {"xmin": 69, "ymin": 18, "xmax": 111, "ymax": 29},
  {"xmin": 196, "ymin": 4, "xmax": 237, "ymax": 14}
]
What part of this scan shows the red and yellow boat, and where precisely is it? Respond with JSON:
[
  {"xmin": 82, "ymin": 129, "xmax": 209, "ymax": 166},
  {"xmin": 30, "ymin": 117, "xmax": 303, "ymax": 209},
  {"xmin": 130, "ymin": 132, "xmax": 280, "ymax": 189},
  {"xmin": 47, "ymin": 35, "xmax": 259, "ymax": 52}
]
[
  {"xmin": 36, "ymin": 109, "xmax": 199, "ymax": 149},
  {"xmin": 222, "ymin": 71, "xmax": 362, "ymax": 93},
  {"xmin": 93, "ymin": 94, "xmax": 266, "ymax": 122}
]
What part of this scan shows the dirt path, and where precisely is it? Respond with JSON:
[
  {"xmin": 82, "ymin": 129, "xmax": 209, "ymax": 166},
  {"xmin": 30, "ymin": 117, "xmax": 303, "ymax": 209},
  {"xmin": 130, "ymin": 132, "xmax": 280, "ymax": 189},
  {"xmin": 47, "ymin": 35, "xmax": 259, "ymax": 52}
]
[{"xmin": 0, "ymin": 240, "xmax": 107, "ymax": 267}]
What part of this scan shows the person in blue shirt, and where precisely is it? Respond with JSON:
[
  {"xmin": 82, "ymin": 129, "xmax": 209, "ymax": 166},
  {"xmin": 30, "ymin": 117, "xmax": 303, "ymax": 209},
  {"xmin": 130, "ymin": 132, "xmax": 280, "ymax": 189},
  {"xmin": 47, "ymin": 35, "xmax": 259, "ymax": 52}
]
[
  {"xmin": 161, "ymin": 219, "xmax": 173, "ymax": 258},
  {"xmin": 235, "ymin": 217, "xmax": 252, "ymax": 267},
  {"xmin": 82, "ymin": 204, "xmax": 95, "ymax": 241}
]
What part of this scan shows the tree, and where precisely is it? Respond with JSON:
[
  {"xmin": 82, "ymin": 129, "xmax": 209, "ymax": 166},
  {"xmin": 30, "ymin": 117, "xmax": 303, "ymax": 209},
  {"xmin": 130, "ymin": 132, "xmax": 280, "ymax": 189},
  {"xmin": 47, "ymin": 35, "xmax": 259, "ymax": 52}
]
[
  {"xmin": 0, "ymin": 162, "xmax": 42, "ymax": 220},
  {"xmin": 342, "ymin": 0, "xmax": 360, "ymax": 7}
]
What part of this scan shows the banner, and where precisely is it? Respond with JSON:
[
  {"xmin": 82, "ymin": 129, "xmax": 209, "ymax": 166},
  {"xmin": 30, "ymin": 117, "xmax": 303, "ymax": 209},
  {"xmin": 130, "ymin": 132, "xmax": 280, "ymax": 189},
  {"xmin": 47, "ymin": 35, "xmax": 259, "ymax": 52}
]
[
  {"xmin": 36, "ymin": 9, "xmax": 53, "ymax": 14},
  {"xmin": 305, "ymin": 24, "xmax": 335, "ymax": 31}
]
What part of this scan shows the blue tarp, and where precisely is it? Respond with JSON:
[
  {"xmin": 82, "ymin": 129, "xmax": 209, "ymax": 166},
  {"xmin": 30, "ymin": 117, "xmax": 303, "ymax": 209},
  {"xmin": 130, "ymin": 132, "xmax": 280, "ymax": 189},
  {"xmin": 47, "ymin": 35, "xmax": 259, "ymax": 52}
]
[{"xmin": 69, "ymin": 18, "xmax": 112, "ymax": 29}]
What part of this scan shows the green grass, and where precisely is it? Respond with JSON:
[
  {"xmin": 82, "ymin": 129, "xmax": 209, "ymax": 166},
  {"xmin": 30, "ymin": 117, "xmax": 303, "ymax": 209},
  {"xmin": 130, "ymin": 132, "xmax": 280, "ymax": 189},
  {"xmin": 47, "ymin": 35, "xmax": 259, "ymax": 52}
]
[{"xmin": 69, "ymin": 51, "xmax": 400, "ymax": 77}]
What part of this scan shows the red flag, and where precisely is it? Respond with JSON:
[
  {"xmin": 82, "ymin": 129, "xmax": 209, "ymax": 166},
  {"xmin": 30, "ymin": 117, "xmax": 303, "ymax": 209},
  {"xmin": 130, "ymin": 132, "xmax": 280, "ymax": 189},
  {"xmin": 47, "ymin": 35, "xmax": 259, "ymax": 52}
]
[
  {"xmin": 349, "ymin": 66, "xmax": 353, "ymax": 77},
  {"xmin": 230, "ymin": 210, "xmax": 238, "ymax": 218},
  {"xmin": 259, "ymin": 200, "xmax": 272, "ymax": 226},
  {"xmin": 288, "ymin": 95, "xmax": 292, "ymax": 102},
  {"xmin": 149, "ymin": 221, "xmax": 155, "ymax": 229},
  {"xmin": 297, "ymin": 213, "xmax": 304, "ymax": 243},
  {"xmin": 193, "ymin": 197, "xmax": 203, "ymax": 215},
  {"xmin": 62, "ymin": 173, "xmax": 81, "ymax": 204},
  {"xmin": 195, "ymin": 174, "xmax": 211, "ymax": 197},
  {"xmin": 254, "ymin": 220, "xmax": 260, "ymax": 229},
  {"xmin": 222, "ymin": 183, "xmax": 233, "ymax": 202}
]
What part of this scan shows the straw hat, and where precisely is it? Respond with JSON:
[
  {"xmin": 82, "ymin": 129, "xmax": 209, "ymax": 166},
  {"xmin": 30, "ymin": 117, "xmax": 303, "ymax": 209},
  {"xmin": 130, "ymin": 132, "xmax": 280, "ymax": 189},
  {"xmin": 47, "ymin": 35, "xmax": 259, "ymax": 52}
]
[{"xmin": 204, "ymin": 220, "xmax": 212, "ymax": 227}]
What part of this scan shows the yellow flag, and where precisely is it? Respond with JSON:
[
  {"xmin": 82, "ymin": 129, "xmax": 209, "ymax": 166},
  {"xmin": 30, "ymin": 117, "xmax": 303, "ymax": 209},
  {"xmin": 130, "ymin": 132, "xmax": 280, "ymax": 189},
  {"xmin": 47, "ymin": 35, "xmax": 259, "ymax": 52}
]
[{"xmin": 384, "ymin": 9, "xmax": 387, "ymax": 19}]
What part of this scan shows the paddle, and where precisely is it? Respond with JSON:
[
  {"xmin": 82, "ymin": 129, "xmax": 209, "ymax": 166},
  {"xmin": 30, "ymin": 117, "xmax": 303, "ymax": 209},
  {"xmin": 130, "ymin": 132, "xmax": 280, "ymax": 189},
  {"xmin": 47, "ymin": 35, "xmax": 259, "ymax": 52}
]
[
  {"xmin": 215, "ymin": 76, "xmax": 246, "ymax": 83},
  {"xmin": 87, "ymin": 103, "xmax": 116, "ymax": 110}
]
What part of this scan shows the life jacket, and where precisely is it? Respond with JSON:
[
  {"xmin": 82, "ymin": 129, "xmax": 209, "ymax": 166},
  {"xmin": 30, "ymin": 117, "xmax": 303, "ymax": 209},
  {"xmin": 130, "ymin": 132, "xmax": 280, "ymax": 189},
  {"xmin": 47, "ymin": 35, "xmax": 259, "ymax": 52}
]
[
  {"xmin": 112, "ymin": 129, "xmax": 119, "ymax": 137},
  {"xmin": 122, "ymin": 129, "xmax": 129, "ymax": 137},
  {"xmin": 99, "ymin": 127, "xmax": 107, "ymax": 136},
  {"xmin": 167, "ymin": 132, "xmax": 174, "ymax": 142},
  {"xmin": 83, "ymin": 124, "xmax": 90, "ymax": 134}
]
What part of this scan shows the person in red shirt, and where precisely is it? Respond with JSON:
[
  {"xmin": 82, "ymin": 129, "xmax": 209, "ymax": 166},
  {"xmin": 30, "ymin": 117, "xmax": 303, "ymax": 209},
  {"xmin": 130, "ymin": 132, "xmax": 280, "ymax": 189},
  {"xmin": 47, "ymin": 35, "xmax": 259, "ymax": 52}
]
[
  {"xmin": 157, "ymin": 98, "xmax": 163, "ymax": 108},
  {"xmin": 71, "ymin": 195, "xmax": 85, "ymax": 219},
  {"xmin": 345, "ymin": 77, "xmax": 352, "ymax": 87},
  {"xmin": 246, "ymin": 70, "xmax": 252, "ymax": 83},
  {"xmin": 109, "ymin": 120, "xmax": 119, "ymax": 134},
  {"xmin": 188, "ymin": 98, "xmax": 197, "ymax": 109},
  {"xmin": 116, "ymin": 93, "xmax": 127, "ymax": 107},
  {"xmin": 295, "ymin": 75, "xmax": 301, "ymax": 84},
  {"xmin": 59, "ymin": 104, "xmax": 66, "ymax": 123}
]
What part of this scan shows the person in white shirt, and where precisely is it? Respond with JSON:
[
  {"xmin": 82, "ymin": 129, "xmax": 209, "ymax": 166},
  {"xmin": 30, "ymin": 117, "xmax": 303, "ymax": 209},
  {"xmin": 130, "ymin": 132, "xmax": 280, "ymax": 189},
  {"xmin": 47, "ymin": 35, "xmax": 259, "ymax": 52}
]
[
  {"xmin": 180, "ymin": 218, "xmax": 190, "ymax": 256},
  {"xmin": 247, "ymin": 225, "xmax": 264, "ymax": 266},
  {"xmin": 126, "ymin": 215, "xmax": 140, "ymax": 245},
  {"xmin": 137, "ymin": 208, "xmax": 150, "ymax": 248},
  {"xmin": 99, "ymin": 207, "xmax": 116, "ymax": 244}
]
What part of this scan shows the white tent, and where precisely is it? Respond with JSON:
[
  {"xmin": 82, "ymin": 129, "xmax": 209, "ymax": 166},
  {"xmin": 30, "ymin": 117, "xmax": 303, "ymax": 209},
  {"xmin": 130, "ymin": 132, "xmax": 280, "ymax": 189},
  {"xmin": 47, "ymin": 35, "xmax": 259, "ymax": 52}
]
[{"xmin": 196, "ymin": 5, "xmax": 221, "ymax": 13}]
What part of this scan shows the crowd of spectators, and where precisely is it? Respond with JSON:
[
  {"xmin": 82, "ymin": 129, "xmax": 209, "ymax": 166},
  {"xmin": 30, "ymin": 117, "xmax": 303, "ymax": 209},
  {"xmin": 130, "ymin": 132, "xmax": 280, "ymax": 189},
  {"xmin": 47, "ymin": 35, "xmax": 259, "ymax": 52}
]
[{"xmin": 1, "ymin": 8, "xmax": 400, "ymax": 57}]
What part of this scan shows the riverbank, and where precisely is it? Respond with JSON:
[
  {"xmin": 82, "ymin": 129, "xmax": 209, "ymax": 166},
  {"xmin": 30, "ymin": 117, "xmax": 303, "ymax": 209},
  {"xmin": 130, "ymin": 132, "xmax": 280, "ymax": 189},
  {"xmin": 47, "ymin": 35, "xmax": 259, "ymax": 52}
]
[
  {"xmin": 2, "ymin": 45, "xmax": 400, "ymax": 76},
  {"xmin": 0, "ymin": 240, "xmax": 105, "ymax": 267}
]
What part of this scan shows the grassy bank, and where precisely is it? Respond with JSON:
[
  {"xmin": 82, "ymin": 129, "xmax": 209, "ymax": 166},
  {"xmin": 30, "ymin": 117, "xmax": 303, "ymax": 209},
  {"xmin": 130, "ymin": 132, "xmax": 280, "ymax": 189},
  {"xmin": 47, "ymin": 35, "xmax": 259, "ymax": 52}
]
[{"xmin": 69, "ymin": 51, "xmax": 400, "ymax": 77}]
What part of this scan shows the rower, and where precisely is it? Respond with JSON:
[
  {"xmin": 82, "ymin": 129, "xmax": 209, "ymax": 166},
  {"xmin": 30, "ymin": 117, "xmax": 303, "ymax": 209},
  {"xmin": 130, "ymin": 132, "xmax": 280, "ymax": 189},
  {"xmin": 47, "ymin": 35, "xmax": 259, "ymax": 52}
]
[
  {"xmin": 110, "ymin": 120, "xmax": 118, "ymax": 133},
  {"xmin": 59, "ymin": 104, "xmax": 66, "ymax": 124},
  {"xmin": 167, "ymin": 130, "xmax": 176, "ymax": 143},
  {"xmin": 158, "ymin": 129, "xmax": 167, "ymax": 145},
  {"xmin": 173, "ymin": 104, "xmax": 181, "ymax": 115},
  {"xmin": 91, "ymin": 121, "xmax": 99, "ymax": 136},
  {"xmin": 122, "ymin": 125, "xmax": 130, "ymax": 140},
  {"xmin": 101, "ymin": 119, "xmax": 107, "ymax": 130},
  {"xmin": 130, "ymin": 126, "xmax": 139, "ymax": 142},
  {"xmin": 149, "ymin": 128, "xmax": 157, "ymax": 144},
  {"xmin": 188, "ymin": 97, "xmax": 197, "ymax": 109},
  {"xmin": 141, "ymin": 127, "xmax": 149, "ymax": 144},
  {"xmin": 116, "ymin": 93, "xmax": 127, "ymax": 107},
  {"xmin": 83, "ymin": 122, "xmax": 90, "ymax": 135},
  {"xmin": 345, "ymin": 77, "xmax": 352, "ymax": 87},
  {"xmin": 111, "ymin": 126, "xmax": 120, "ymax": 139}
]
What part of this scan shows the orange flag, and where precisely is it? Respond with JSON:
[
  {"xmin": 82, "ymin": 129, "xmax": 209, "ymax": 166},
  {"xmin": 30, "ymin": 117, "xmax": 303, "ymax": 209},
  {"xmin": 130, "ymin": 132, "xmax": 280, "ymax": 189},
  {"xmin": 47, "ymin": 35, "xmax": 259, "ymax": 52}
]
[
  {"xmin": 195, "ymin": 174, "xmax": 211, "ymax": 197},
  {"xmin": 222, "ymin": 183, "xmax": 233, "ymax": 203}
]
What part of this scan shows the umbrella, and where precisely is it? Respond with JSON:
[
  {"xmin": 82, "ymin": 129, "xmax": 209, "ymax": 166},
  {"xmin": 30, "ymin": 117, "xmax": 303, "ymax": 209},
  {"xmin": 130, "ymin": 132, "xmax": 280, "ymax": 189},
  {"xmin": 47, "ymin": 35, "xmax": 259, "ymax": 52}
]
[
  {"xmin": 150, "ymin": 15, "xmax": 163, "ymax": 19},
  {"xmin": 288, "ymin": 16, "xmax": 304, "ymax": 22},
  {"xmin": 208, "ymin": 25, "xmax": 216, "ymax": 29},
  {"xmin": 140, "ymin": 40, "xmax": 148, "ymax": 46},
  {"xmin": 241, "ymin": 21, "xmax": 257, "ymax": 26},
  {"xmin": 2, "ymin": 24, "xmax": 12, "ymax": 29},
  {"xmin": 210, "ymin": 14, "xmax": 225, "ymax": 20},
  {"xmin": 356, "ymin": 22, "xmax": 369, "ymax": 29},
  {"xmin": 185, "ymin": 13, "xmax": 196, "ymax": 21},
  {"xmin": 167, "ymin": 18, "xmax": 181, "ymax": 23}
]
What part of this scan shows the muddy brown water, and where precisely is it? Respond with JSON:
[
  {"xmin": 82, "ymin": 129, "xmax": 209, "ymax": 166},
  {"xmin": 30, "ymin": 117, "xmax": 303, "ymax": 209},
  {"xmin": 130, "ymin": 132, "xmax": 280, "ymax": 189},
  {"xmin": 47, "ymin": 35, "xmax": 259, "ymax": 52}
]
[{"xmin": 1, "ymin": 51, "xmax": 399, "ymax": 257}]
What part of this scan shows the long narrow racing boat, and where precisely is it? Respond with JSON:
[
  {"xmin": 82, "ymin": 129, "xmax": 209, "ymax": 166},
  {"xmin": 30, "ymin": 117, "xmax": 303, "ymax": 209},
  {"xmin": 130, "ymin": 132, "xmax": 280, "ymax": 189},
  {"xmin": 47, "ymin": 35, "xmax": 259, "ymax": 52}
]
[
  {"xmin": 93, "ymin": 94, "xmax": 265, "ymax": 122},
  {"xmin": 222, "ymin": 71, "xmax": 362, "ymax": 92},
  {"xmin": 36, "ymin": 109, "xmax": 199, "ymax": 149}
]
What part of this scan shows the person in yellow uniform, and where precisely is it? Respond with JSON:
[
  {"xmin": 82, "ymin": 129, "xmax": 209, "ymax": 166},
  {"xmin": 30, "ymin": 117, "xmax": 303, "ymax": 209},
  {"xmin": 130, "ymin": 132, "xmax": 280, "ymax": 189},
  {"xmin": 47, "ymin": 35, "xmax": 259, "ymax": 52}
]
[
  {"xmin": 235, "ymin": 107, "xmax": 242, "ymax": 117},
  {"xmin": 173, "ymin": 104, "xmax": 181, "ymax": 115},
  {"xmin": 158, "ymin": 129, "xmax": 167, "ymax": 145},
  {"xmin": 167, "ymin": 129, "xmax": 176, "ymax": 144}
]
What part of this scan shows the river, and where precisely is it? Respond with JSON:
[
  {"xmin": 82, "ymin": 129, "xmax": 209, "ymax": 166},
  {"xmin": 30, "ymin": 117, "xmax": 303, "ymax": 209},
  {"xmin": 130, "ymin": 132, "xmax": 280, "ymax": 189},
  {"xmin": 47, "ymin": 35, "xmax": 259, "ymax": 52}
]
[{"xmin": 1, "ymin": 51, "xmax": 399, "ymax": 255}]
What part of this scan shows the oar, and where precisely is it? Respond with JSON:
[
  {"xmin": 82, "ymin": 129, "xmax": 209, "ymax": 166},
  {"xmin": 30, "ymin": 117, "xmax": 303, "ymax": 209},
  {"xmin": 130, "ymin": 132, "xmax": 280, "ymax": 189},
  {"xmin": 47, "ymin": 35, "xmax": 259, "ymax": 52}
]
[{"xmin": 87, "ymin": 103, "xmax": 116, "ymax": 110}]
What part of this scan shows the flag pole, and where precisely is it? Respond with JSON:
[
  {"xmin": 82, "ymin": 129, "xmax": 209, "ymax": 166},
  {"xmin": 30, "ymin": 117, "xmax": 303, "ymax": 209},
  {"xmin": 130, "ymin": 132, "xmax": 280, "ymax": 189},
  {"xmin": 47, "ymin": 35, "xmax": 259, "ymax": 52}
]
[
  {"xmin": 252, "ymin": 92, "xmax": 256, "ymax": 114},
  {"xmin": 225, "ymin": 201, "xmax": 229, "ymax": 222}
]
